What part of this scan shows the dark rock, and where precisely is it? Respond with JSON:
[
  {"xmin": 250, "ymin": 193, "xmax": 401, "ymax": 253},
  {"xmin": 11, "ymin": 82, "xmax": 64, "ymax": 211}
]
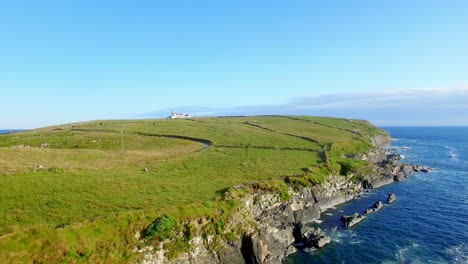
[
  {"xmin": 387, "ymin": 193, "xmax": 396, "ymax": 204},
  {"xmin": 219, "ymin": 243, "xmax": 245, "ymax": 264},
  {"xmin": 414, "ymin": 165, "xmax": 432, "ymax": 173},
  {"xmin": 306, "ymin": 228, "xmax": 330, "ymax": 248},
  {"xmin": 364, "ymin": 201, "xmax": 384, "ymax": 215},
  {"xmin": 293, "ymin": 205, "xmax": 320, "ymax": 224},
  {"xmin": 299, "ymin": 226, "xmax": 331, "ymax": 248},
  {"xmin": 241, "ymin": 234, "xmax": 264, "ymax": 264},
  {"xmin": 361, "ymin": 179, "xmax": 373, "ymax": 189},
  {"xmin": 341, "ymin": 213, "xmax": 366, "ymax": 228}
]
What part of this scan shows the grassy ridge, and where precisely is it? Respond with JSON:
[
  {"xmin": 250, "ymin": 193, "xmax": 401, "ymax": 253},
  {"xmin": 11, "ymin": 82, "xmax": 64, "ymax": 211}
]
[{"xmin": 0, "ymin": 116, "xmax": 386, "ymax": 263}]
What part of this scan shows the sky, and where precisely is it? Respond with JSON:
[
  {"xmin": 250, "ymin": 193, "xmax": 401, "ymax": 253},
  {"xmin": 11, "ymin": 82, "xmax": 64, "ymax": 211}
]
[{"xmin": 1, "ymin": 0, "xmax": 467, "ymax": 128}]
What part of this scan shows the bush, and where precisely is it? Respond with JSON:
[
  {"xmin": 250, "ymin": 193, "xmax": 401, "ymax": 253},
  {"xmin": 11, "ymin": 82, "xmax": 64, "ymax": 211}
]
[
  {"xmin": 278, "ymin": 181, "xmax": 291, "ymax": 201},
  {"xmin": 145, "ymin": 215, "xmax": 175, "ymax": 240},
  {"xmin": 306, "ymin": 173, "xmax": 325, "ymax": 185},
  {"xmin": 215, "ymin": 220, "xmax": 225, "ymax": 235},
  {"xmin": 224, "ymin": 232, "xmax": 236, "ymax": 243},
  {"xmin": 338, "ymin": 159, "xmax": 368, "ymax": 176}
]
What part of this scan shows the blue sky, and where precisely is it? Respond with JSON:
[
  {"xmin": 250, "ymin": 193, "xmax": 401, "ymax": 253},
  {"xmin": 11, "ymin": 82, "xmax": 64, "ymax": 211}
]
[{"xmin": 1, "ymin": 1, "xmax": 467, "ymax": 128}]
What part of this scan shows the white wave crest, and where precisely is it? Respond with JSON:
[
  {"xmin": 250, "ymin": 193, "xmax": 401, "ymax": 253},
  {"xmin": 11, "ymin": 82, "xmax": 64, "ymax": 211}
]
[
  {"xmin": 446, "ymin": 243, "xmax": 468, "ymax": 264},
  {"xmin": 445, "ymin": 146, "xmax": 459, "ymax": 160},
  {"xmin": 394, "ymin": 243, "xmax": 420, "ymax": 263}
]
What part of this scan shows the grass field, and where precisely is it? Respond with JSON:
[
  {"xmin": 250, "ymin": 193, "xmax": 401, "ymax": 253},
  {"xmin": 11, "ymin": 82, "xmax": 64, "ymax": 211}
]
[{"xmin": 0, "ymin": 116, "xmax": 385, "ymax": 263}]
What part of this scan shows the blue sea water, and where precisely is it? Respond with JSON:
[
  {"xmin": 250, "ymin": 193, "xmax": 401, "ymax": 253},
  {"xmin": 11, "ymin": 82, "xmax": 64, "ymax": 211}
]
[
  {"xmin": 286, "ymin": 127, "xmax": 468, "ymax": 264},
  {"xmin": 0, "ymin": 130, "xmax": 23, "ymax": 134}
]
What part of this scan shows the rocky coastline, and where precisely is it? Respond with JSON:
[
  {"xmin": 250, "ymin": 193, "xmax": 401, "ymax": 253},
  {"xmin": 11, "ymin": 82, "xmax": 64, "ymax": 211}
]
[{"xmin": 138, "ymin": 134, "xmax": 431, "ymax": 264}]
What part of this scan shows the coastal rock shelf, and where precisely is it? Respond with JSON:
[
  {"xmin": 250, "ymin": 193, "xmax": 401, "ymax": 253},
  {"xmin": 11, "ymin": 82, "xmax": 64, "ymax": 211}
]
[
  {"xmin": 341, "ymin": 213, "xmax": 366, "ymax": 228},
  {"xmin": 364, "ymin": 201, "xmax": 384, "ymax": 215}
]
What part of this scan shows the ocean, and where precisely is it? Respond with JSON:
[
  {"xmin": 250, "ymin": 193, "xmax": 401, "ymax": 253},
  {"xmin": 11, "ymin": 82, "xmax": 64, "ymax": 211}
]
[
  {"xmin": 286, "ymin": 127, "xmax": 468, "ymax": 264},
  {"xmin": 0, "ymin": 130, "xmax": 24, "ymax": 134}
]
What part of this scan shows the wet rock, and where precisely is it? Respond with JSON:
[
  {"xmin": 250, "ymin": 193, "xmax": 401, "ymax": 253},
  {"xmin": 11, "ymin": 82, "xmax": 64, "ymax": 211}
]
[
  {"xmin": 301, "ymin": 227, "xmax": 331, "ymax": 248},
  {"xmin": 413, "ymin": 165, "xmax": 432, "ymax": 173},
  {"xmin": 387, "ymin": 193, "xmax": 396, "ymax": 204},
  {"xmin": 341, "ymin": 213, "xmax": 366, "ymax": 228},
  {"xmin": 364, "ymin": 201, "xmax": 384, "ymax": 215}
]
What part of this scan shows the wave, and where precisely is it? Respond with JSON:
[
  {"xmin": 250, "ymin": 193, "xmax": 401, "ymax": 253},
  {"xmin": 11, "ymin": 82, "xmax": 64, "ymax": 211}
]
[
  {"xmin": 445, "ymin": 146, "xmax": 459, "ymax": 160},
  {"xmin": 450, "ymin": 152, "xmax": 458, "ymax": 160},
  {"xmin": 302, "ymin": 247, "xmax": 317, "ymax": 254},
  {"xmin": 388, "ymin": 146, "xmax": 412, "ymax": 153},
  {"xmin": 446, "ymin": 243, "xmax": 468, "ymax": 264},
  {"xmin": 329, "ymin": 229, "xmax": 362, "ymax": 245},
  {"xmin": 393, "ymin": 242, "xmax": 420, "ymax": 264}
]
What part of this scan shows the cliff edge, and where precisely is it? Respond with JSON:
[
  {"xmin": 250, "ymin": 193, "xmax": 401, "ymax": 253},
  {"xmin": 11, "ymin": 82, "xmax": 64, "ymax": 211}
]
[{"xmin": 138, "ymin": 132, "xmax": 430, "ymax": 264}]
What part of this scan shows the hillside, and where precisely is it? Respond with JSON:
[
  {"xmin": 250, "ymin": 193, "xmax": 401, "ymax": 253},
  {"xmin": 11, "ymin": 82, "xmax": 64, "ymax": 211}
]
[{"xmin": 0, "ymin": 116, "xmax": 387, "ymax": 263}]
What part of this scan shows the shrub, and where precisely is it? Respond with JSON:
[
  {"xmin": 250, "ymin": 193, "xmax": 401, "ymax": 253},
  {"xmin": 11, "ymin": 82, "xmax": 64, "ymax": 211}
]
[
  {"xmin": 145, "ymin": 215, "xmax": 176, "ymax": 240},
  {"xmin": 338, "ymin": 159, "xmax": 368, "ymax": 176},
  {"xmin": 224, "ymin": 232, "xmax": 236, "ymax": 243},
  {"xmin": 215, "ymin": 220, "xmax": 225, "ymax": 235},
  {"xmin": 278, "ymin": 181, "xmax": 291, "ymax": 201},
  {"xmin": 306, "ymin": 173, "xmax": 325, "ymax": 185}
]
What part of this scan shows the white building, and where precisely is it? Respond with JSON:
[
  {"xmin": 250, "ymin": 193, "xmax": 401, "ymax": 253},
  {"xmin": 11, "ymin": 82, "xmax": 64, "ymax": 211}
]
[{"xmin": 168, "ymin": 109, "xmax": 191, "ymax": 119}]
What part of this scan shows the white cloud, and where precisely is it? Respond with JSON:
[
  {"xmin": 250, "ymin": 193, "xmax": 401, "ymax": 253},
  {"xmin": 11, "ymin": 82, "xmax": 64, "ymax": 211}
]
[{"xmin": 153, "ymin": 84, "xmax": 468, "ymax": 126}]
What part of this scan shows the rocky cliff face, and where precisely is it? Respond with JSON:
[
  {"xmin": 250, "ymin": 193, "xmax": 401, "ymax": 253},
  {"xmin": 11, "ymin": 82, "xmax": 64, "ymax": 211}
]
[{"xmin": 138, "ymin": 134, "xmax": 430, "ymax": 264}]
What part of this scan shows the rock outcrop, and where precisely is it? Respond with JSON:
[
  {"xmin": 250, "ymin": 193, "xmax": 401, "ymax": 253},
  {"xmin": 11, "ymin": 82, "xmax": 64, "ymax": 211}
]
[
  {"xmin": 387, "ymin": 193, "xmax": 396, "ymax": 204},
  {"xmin": 299, "ymin": 226, "xmax": 331, "ymax": 248},
  {"xmin": 137, "ymin": 133, "xmax": 431, "ymax": 264},
  {"xmin": 364, "ymin": 201, "xmax": 384, "ymax": 215},
  {"xmin": 341, "ymin": 213, "xmax": 366, "ymax": 228}
]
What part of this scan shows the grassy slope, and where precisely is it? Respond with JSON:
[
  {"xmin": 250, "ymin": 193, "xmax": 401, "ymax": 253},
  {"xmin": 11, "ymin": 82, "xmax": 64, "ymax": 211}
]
[{"xmin": 0, "ymin": 116, "xmax": 385, "ymax": 263}]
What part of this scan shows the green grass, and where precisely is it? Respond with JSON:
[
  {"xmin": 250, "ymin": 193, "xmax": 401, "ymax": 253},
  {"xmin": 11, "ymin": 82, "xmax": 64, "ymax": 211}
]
[{"xmin": 0, "ymin": 115, "xmax": 387, "ymax": 263}]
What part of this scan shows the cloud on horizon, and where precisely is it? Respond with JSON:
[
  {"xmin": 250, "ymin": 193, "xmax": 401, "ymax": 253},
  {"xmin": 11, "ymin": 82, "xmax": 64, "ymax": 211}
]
[{"xmin": 145, "ymin": 85, "xmax": 468, "ymax": 126}]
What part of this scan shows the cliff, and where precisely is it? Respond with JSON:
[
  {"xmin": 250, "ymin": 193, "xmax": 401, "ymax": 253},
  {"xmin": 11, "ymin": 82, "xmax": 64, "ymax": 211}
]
[{"xmin": 137, "ymin": 133, "xmax": 430, "ymax": 264}]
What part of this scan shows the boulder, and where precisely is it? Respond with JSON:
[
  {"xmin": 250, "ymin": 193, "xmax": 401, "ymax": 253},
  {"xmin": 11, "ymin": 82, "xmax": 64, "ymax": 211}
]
[
  {"xmin": 364, "ymin": 201, "xmax": 384, "ymax": 215},
  {"xmin": 341, "ymin": 213, "xmax": 366, "ymax": 228},
  {"xmin": 301, "ymin": 227, "xmax": 331, "ymax": 248},
  {"xmin": 387, "ymin": 193, "xmax": 396, "ymax": 204}
]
